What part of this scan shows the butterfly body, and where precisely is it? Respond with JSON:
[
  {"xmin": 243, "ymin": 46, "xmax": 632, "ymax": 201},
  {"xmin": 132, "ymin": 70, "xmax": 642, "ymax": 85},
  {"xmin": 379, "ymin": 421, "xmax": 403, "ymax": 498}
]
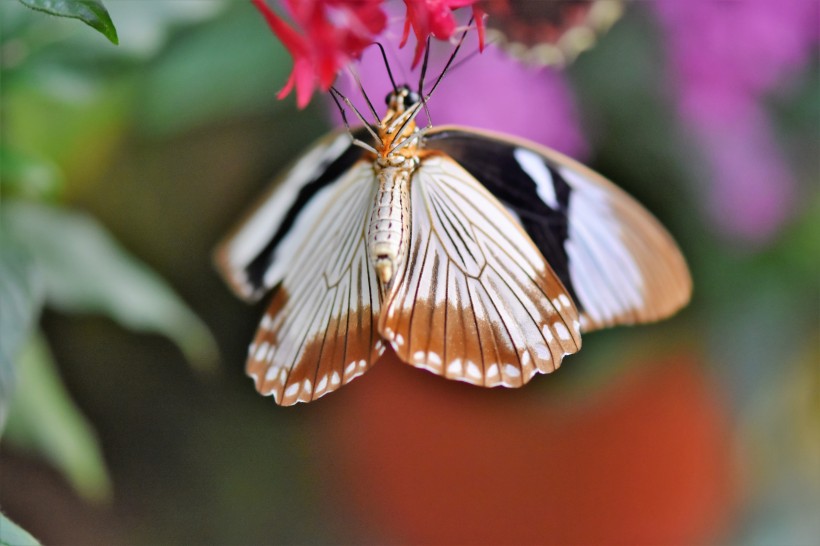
[
  {"xmin": 216, "ymin": 87, "xmax": 691, "ymax": 405},
  {"xmin": 368, "ymin": 155, "xmax": 415, "ymax": 287}
]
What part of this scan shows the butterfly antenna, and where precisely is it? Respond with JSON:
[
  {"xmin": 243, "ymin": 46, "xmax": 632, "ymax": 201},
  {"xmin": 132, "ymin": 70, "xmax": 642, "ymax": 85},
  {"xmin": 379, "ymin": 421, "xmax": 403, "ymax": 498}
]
[
  {"xmin": 373, "ymin": 41, "xmax": 399, "ymax": 94},
  {"xmin": 329, "ymin": 86, "xmax": 380, "ymax": 154},
  {"xmin": 348, "ymin": 65, "xmax": 381, "ymax": 124},
  {"xmin": 422, "ymin": 37, "xmax": 497, "ymax": 90},
  {"xmin": 427, "ymin": 16, "xmax": 474, "ymax": 98},
  {"xmin": 417, "ymin": 38, "xmax": 433, "ymax": 128},
  {"xmin": 392, "ymin": 20, "xmax": 474, "ymax": 153}
]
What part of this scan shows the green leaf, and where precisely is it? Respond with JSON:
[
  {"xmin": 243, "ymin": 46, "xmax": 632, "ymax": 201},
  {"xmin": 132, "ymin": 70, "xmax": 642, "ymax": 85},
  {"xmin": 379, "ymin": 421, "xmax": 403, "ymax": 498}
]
[
  {"xmin": 0, "ymin": 512, "xmax": 41, "ymax": 546},
  {"xmin": 4, "ymin": 202, "xmax": 217, "ymax": 371},
  {"xmin": 3, "ymin": 334, "xmax": 111, "ymax": 502},
  {"xmin": 17, "ymin": 0, "xmax": 118, "ymax": 44},
  {"xmin": 0, "ymin": 235, "xmax": 45, "ymax": 432}
]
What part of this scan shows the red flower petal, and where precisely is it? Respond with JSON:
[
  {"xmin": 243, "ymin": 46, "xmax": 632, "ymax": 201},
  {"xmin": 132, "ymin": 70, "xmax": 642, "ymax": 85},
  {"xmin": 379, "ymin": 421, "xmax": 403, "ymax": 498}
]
[
  {"xmin": 254, "ymin": 0, "xmax": 481, "ymax": 106},
  {"xmin": 402, "ymin": 0, "xmax": 483, "ymax": 67},
  {"xmin": 252, "ymin": 0, "xmax": 308, "ymax": 58}
]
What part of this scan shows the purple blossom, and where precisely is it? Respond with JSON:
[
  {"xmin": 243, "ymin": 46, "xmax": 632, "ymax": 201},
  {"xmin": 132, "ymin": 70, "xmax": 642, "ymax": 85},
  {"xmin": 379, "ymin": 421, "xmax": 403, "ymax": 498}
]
[
  {"xmin": 330, "ymin": 18, "xmax": 587, "ymax": 159},
  {"xmin": 653, "ymin": 0, "xmax": 819, "ymax": 243}
]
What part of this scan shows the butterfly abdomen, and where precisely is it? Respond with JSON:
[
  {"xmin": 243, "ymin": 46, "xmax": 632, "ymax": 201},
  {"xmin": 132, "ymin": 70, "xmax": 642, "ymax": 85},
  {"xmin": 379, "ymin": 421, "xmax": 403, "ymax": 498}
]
[{"xmin": 368, "ymin": 157, "xmax": 415, "ymax": 286}]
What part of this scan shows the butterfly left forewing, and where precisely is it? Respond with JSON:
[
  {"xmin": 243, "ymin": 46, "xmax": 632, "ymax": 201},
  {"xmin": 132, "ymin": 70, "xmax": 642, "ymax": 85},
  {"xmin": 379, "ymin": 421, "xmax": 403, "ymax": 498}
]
[
  {"xmin": 379, "ymin": 155, "xmax": 582, "ymax": 388},
  {"xmin": 246, "ymin": 161, "xmax": 383, "ymax": 405}
]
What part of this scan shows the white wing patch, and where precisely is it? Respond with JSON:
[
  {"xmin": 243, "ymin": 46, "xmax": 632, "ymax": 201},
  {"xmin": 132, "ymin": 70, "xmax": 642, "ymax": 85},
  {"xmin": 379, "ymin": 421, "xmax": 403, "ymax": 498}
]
[
  {"xmin": 560, "ymin": 165, "xmax": 692, "ymax": 331},
  {"xmin": 246, "ymin": 162, "xmax": 382, "ymax": 405},
  {"xmin": 379, "ymin": 156, "xmax": 581, "ymax": 388},
  {"xmin": 514, "ymin": 147, "xmax": 558, "ymax": 209}
]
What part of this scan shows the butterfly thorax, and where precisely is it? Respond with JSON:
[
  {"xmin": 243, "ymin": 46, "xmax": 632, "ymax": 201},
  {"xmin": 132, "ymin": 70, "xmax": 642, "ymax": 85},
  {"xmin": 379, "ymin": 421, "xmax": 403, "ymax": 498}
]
[{"xmin": 375, "ymin": 86, "xmax": 423, "ymax": 157}]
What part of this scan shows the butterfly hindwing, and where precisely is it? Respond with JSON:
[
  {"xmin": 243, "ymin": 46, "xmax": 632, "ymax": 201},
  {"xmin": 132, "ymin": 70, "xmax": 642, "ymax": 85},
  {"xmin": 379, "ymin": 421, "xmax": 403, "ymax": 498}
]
[
  {"xmin": 379, "ymin": 155, "xmax": 582, "ymax": 388},
  {"xmin": 244, "ymin": 161, "xmax": 383, "ymax": 405},
  {"xmin": 425, "ymin": 126, "xmax": 692, "ymax": 332}
]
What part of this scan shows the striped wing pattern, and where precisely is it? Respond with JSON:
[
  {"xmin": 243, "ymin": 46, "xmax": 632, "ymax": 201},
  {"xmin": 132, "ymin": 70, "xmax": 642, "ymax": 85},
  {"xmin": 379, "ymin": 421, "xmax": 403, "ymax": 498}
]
[
  {"xmin": 245, "ymin": 162, "xmax": 384, "ymax": 405},
  {"xmin": 379, "ymin": 156, "xmax": 582, "ymax": 388}
]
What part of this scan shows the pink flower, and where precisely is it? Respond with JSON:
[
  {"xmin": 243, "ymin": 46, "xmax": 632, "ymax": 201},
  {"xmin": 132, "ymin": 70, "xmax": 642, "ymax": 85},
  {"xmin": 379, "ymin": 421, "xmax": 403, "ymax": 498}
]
[{"xmin": 652, "ymin": 0, "xmax": 819, "ymax": 243}]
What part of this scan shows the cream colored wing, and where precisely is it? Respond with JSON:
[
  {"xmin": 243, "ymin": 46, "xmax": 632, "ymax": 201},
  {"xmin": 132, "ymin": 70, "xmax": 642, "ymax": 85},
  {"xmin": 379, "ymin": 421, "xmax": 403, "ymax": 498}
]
[{"xmin": 379, "ymin": 155, "xmax": 582, "ymax": 388}]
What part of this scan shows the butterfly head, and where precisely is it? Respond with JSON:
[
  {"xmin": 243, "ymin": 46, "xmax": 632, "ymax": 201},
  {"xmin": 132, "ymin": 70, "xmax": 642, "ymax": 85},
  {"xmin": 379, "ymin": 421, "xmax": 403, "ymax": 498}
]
[
  {"xmin": 385, "ymin": 85, "xmax": 421, "ymax": 115},
  {"xmin": 376, "ymin": 85, "xmax": 424, "ymax": 157}
]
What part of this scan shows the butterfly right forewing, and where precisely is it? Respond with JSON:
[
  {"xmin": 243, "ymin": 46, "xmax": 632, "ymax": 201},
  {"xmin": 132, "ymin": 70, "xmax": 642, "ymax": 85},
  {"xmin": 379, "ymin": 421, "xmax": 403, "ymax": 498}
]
[{"xmin": 425, "ymin": 126, "xmax": 692, "ymax": 332}]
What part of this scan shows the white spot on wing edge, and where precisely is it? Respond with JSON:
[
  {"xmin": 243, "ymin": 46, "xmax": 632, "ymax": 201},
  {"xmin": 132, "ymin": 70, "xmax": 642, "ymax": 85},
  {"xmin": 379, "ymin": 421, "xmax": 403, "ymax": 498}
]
[
  {"xmin": 466, "ymin": 361, "xmax": 482, "ymax": 380},
  {"xmin": 447, "ymin": 359, "xmax": 463, "ymax": 376},
  {"xmin": 504, "ymin": 364, "xmax": 521, "ymax": 378},
  {"xmin": 554, "ymin": 322, "xmax": 571, "ymax": 341},
  {"xmin": 486, "ymin": 363, "xmax": 499, "ymax": 378},
  {"xmin": 254, "ymin": 342, "xmax": 270, "ymax": 361},
  {"xmin": 541, "ymin": 324, "xmax": 554, "ymax": 342},
  {"xmin": 284, "ymin": 383, "xmax": 299, "ymax": 398}
]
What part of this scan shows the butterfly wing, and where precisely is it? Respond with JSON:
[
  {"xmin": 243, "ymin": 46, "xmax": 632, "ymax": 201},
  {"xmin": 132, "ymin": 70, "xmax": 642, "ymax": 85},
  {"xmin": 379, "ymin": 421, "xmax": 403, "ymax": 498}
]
[
  {"xmin": 379, "ymin": 155, "xmax": 582, "ymax": 388},
  {"xmin": 214, "ymin": 128, "xmax": 371, "ymax": 302},
  {"xmin": 218, "ymin": 146, "xmax": 383, "ymax": 405},
  {"xmin": 425, "ymin": 126, "xmax": 692, "ymax": 332}
]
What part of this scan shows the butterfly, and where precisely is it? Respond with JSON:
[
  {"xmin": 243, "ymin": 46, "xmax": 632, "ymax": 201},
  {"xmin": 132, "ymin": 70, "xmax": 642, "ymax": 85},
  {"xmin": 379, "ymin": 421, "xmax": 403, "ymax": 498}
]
[{"xmin": 215, "ymin": 73, "xmax": 691, "ymax": 406}]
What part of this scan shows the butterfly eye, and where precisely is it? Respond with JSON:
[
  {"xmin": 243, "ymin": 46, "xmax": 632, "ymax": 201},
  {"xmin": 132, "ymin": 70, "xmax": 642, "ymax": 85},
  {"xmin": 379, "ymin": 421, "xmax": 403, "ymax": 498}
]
[{"xmin": 405, "ymin": 91, "xmax": 420, "ymax": 107}]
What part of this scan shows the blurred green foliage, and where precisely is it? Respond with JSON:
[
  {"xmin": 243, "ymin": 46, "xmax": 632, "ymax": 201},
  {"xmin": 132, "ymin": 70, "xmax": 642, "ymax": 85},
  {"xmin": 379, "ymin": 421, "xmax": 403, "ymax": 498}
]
[
  {"xmin": 1, "ymin": 0, "xmax": 237, "ymax": 512},
  {"xmin": 4, "ymin": 334, "xmax": 110, "ymax": 501}
]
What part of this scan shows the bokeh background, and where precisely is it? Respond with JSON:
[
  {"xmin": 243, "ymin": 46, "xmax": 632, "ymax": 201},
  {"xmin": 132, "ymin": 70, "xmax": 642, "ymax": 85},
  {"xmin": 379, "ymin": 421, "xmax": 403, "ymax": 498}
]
[{"xmin": 1, "ymin": 1, "xmax": 818, "ymax": 544}]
